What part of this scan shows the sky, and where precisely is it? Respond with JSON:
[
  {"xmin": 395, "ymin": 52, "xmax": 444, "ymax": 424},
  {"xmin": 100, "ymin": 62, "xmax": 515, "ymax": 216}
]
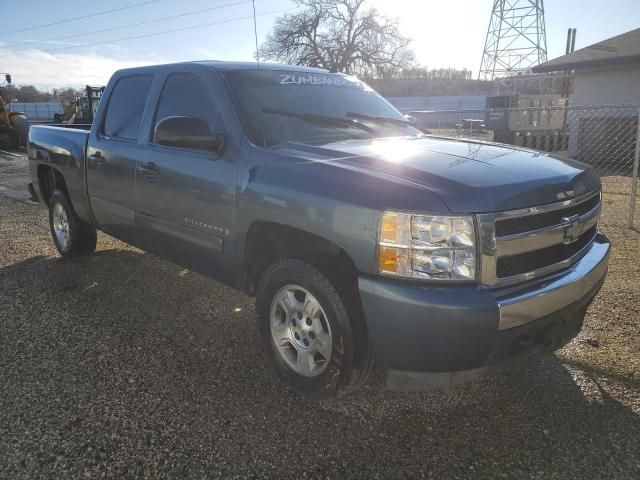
[{"xmin": 1, "ymin": 0, "xmax": 639, "ymax": 89}]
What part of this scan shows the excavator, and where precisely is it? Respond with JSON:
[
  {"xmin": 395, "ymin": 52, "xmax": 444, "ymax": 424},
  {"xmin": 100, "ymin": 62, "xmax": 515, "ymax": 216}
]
[
  {"xmin": 54, "ymin": 85, "xmax": 105, "ymax": 124},
  {"xmin": 0, "ymin": 74, "xmax": 29, "ymax": 148}
]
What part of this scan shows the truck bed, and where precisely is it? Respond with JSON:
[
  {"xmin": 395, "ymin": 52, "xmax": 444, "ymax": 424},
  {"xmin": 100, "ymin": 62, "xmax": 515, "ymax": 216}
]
[{"xmin": 28, "ymin": 124, "xmax": 92, "ymax": 222}]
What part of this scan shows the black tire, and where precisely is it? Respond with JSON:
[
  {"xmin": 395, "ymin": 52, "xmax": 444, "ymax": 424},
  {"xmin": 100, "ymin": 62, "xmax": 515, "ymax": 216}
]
[
  {"xmin": 256, "ymin": 258, "xmax": 373, "ymax": 398},
  {"xmin": 12, "ymin": 114, "xmax": 29, "ymax": 147},
  {"xmin": 48, "ymin": 189, "xmax": 97, "ymax": 259}
]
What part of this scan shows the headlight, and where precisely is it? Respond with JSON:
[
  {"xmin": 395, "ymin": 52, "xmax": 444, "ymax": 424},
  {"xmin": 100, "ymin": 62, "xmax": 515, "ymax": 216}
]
[{"xmin": 378, "ymin": 212, "xmax": 477, "ymax": 281}]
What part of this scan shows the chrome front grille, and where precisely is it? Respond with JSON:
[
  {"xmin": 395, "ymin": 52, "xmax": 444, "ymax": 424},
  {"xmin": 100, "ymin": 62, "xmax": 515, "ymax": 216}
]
[{"xmin": 477, "ymin": 190, "xmax": 601, "ymax": 288}]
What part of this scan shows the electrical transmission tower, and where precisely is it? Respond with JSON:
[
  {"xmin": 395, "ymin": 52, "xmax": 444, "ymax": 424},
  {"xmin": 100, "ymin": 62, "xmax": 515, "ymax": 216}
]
[{"xmin": 478, "ymin": 0, "xmax": 548, "ymax": 80}]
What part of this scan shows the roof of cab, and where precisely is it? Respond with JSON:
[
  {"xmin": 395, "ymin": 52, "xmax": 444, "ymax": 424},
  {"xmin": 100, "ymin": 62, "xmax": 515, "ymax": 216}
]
[
  {"xmin": 113, "ymin": 60, "xmax": 330, "ymax": 76},
  {"xmin": 198, "ymin": 60, "xmax": 329, "ymax": 73}
]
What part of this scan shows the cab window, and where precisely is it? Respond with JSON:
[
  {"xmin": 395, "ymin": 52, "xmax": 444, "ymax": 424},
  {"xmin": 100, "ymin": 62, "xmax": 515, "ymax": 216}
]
[
  {"xmin": 153, "ymin": 73, "xmax": 221, "ymax": 139},
  {"xmin": 102, "ymin": 75, "xmax": 153, "ymax": 141}
]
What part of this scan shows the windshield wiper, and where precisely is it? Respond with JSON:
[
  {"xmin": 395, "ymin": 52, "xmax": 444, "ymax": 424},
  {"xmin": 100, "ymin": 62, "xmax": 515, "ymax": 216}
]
[
  {"xmin": 345, "ymin": 111, "xmax": 413, "ymax": 127},
  {"xmin": 263, "ymin": 107, "xmax": 376, "ymax": 135}
]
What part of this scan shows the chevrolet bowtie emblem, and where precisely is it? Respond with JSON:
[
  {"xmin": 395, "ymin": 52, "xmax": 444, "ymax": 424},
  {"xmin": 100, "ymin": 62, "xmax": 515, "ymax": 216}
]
[{"xmin": 562, "ymin": 214, "xmax": 583, "ymax": 244}]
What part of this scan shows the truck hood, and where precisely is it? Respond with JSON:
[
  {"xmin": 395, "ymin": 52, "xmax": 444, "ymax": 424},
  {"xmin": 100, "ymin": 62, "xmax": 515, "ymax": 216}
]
[{"xmin": 273, "ymin": 136, "xmax": 600, "ymax": 212}]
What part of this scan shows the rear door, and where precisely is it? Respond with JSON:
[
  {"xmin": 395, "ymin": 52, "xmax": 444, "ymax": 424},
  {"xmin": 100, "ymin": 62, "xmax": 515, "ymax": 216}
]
[
  {"xmin": 86, "ymin": 75, "xmax": 153, "ymax": 239},
  {"xmin": 134, "ymin": 72, "xmax": 236, "ymax": 279}
]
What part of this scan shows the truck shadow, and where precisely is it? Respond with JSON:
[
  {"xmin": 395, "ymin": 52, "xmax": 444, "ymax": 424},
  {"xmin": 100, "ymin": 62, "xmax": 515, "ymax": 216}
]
[{"xmin": 2, "ymin": 249, "xmax": 639, "ymax": 477}]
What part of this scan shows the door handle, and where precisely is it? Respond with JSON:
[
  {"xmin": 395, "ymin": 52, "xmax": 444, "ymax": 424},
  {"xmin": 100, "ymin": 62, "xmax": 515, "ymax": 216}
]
[
  {"xmin": 137, "ymin": 161, "xmax": 160, "ymax": 177},
  {"xmin": 88, "ymin": 151, "xmax": 106, "ymax": 167}
]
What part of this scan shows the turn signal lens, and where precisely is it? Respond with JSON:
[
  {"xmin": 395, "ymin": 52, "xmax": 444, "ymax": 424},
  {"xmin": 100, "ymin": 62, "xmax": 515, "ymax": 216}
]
[{"xmin": 378, "ymin": 246, "xmax": 410, "ymax": 275}]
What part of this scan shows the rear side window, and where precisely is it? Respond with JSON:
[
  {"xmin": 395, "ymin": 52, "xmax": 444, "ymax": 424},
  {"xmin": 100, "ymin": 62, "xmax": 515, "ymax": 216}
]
[
  {"xmin": 153, "ymin": 73, "xmax": 221, "ymax": 133},
  {"xmin": 103, "ymin": 75, "xmax": 153, "ymax": 141}
]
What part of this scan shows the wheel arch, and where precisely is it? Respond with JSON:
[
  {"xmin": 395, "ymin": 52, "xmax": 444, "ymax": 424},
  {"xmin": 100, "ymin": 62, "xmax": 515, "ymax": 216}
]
[
  {"xmin": 37, "ymin": 165, "xmax": 69, "ymax": 206},
  {"xmin": 243, "ymin": 221, "xmax": 360, "ymax": 298}
]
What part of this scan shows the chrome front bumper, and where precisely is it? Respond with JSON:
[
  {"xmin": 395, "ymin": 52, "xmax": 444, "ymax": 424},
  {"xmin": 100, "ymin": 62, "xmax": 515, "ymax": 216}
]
[{"xmin": 497, "ymin": 233, "xmax": 610, "ymax": 330}]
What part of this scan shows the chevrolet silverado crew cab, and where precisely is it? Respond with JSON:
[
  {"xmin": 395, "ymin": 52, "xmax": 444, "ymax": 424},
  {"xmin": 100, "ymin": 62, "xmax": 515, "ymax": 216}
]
[{"xmin": 28, "ymin": 61, "xmax": 610, "ymax": 397}]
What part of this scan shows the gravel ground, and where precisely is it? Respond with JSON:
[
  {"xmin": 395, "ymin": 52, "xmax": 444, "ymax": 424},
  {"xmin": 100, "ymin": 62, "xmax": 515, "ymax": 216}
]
[
  {"xmin": 0, "ymin": 149, "xmax": 30, "ymax": 201},
  {"xmin": 1, "ymin": 160, "xmax": 639, "ymax": 478}
]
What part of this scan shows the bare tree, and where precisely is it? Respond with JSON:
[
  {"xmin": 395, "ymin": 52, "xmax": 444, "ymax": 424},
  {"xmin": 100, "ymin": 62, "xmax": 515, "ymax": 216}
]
[{"xmin": 261, "ymin": 0, "xmax": 414, "ymax": 78}]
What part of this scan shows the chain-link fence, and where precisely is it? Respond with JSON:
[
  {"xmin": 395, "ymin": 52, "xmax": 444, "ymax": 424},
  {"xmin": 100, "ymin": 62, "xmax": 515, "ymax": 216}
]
[{"xmin": 408, "ymin": 104, "xmax": 640, "ymax": 228}]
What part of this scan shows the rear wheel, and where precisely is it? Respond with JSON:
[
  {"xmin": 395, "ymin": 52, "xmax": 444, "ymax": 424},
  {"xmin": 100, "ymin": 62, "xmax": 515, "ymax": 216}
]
[
  {"xmin": 256, "ymin": 258, "xmax": 373, "ymax": 398},
  {"xmin": 48, "ymin": 189, "xmax": 97, "ymax": 259}
]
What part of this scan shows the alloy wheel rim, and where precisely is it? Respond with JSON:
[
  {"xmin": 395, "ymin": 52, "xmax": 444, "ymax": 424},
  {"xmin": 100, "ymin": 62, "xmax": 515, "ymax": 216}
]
[
  {"xmin": 269, "ymin": 285, "xmax": 333, "ymax": 378},
  {"xmin": 53, "ymin": 203, "xmax": 71, "ymax": 250}
]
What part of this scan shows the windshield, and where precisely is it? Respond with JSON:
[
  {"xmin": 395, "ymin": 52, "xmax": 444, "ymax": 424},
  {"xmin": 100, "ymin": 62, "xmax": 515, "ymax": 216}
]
[{"xmin": 223, "ymin": 69, "xmax": 420, "ymax": 146}]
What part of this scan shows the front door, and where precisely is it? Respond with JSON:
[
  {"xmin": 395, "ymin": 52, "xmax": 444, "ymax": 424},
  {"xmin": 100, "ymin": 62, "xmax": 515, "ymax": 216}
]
[
  {"xmin": 86, "ymin": 74, "xmax": 154, "ymax": 239},
  {"xmin": 134, "ymin": 72, "xmax": 236, "ymax": 280}
]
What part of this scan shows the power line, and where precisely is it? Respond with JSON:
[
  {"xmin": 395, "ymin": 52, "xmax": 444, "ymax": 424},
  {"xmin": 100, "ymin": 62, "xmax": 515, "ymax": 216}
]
[
  {"xmin": 0, "ymin": 8, "xmax": 295, "ymax": 58},
  {"xmin": 1, "ymin": 0, "xmax": 162, "ymax": 37},
  {"xmin": 0, "ymin": 0, "xmax": 251, "ymax": 51}
]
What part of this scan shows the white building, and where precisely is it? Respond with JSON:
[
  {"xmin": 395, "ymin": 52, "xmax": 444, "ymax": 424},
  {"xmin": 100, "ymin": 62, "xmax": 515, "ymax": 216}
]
[
  {"xmin": 533, "ymin": 27, "xmax": 640, "ymax": 106},
  {"xmin": 533, "ymin": 28, "xmax": 640, "ymax": 175}
]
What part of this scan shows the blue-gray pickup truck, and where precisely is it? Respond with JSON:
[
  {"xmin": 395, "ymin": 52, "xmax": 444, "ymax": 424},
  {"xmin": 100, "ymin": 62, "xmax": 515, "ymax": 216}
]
[{"xmin": 28, "ymin": 61, "xmax": 610, "ymax": 397}]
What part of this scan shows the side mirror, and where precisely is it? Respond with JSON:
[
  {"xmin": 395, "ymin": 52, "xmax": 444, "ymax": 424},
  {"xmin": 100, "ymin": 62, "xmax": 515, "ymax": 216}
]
[
  {"xmin": 5, "ymin": 74, "xmax": 11, "ymax": 84},
  {"xmin": 153, "ymin": 116, "xmax": 225, "ymax": 153}
]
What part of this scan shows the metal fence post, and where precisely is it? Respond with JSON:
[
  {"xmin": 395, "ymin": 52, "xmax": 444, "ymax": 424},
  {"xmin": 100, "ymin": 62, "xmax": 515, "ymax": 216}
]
[{"xmin": 629, "ymin": 106, "xmax": 640, "ymax": 229}]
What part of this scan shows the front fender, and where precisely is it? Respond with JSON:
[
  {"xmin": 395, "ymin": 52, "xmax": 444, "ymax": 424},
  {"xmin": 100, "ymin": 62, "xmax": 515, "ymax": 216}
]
[{"xmin": 232, "ymin": 144, "xmax": 450, "ymax": 276}]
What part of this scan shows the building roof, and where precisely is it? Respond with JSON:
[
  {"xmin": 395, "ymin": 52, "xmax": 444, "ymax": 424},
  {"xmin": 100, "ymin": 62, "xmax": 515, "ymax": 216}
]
[{"xmin": 533, "ymin": 27, "xmax": 640, "ymax": 73}]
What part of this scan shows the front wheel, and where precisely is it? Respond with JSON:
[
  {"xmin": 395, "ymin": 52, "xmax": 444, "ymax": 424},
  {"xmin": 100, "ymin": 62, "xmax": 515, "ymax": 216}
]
[
  {"xmin": 256, "ymin": 259, "xmax": 373, "ymax": 398},
  {"xmin": 48, "ymin": 189, "xmax": 97, "ymax": 259}
]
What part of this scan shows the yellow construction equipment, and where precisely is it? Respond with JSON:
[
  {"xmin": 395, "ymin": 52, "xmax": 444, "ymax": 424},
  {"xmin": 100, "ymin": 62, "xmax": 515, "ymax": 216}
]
[
  {"xmin": 54, "ymin": 85, "xmax": 105, "ymax": 124},
  {"xmin": 0, "ymin": 74, "xmax": 29, "ymax": 147}
]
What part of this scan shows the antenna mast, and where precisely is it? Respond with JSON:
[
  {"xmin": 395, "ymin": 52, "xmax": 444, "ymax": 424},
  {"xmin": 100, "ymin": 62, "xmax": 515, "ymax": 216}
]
[{"xmin": 252, "ymin": 0, "xmax": 260, "ymax": 68}]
